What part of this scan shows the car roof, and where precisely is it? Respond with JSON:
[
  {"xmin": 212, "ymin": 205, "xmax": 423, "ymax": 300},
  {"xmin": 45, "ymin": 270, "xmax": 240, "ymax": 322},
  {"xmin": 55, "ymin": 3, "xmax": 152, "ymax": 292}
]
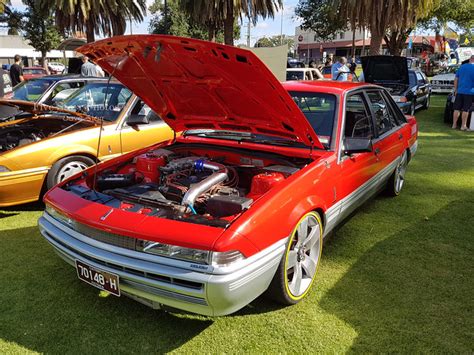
[
  {"xmin": 27, "ymin": 75, "xmax": 110, "ymax": 81},
  {"xmin": 282, "ymin": 80, "xmax": 377, "ymax": 94}
]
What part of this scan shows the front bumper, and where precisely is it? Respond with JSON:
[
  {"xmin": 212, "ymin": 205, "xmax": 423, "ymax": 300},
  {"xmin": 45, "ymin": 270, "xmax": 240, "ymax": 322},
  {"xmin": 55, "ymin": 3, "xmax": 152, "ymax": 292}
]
[
  {"xmin": 38, "ymin": 213, "xmax": 284, "ymax": 316},
  {"xmin": 431, "ymin": 86, "xmax": 452, "ymax": 94},
  {"xmin": 0, "ymin": 167, "xmax": 48, "ymax": 207}
]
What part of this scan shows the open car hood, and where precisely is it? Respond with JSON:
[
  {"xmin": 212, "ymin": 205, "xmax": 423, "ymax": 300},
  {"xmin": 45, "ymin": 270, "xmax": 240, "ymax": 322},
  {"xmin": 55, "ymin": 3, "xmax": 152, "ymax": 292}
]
[
  {"xmin": 0, "ymin": 99, "xmax": 102, "ymax": 125},
  {"xmin": 361, "ymin": 56, "xmax": 409, "ymax": 85},
  {"xmin": 78, "ymin": 35, "xmax": 323, "ymax": 148}
]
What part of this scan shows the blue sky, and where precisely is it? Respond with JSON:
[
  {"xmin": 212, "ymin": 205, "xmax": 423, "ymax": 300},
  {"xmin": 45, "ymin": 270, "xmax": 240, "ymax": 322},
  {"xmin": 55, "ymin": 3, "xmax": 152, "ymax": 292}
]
[{"xmin": 5, "ymin": 0, "xmax": 301, "ymax": 45}]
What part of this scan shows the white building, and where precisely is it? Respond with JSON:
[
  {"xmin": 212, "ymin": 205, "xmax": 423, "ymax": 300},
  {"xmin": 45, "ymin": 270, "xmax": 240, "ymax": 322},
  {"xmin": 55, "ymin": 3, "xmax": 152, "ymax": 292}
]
[
  {"xmin": 295, "ymin": 27, "xmax": 370, "ymax": 62},
  {"xmin": 0, "ymin": 35, "xmax": 76, "ymax": 67}
]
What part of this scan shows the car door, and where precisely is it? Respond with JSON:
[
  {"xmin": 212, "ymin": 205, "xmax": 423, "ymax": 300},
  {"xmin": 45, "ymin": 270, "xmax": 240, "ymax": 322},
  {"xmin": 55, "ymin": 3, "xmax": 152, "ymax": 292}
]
[
  {"xmin": 336, "ymin": 91, "xmax": 380, "ymax": 221},
  {"xmin": 365, "ymin": 89, "xmax": 404, "ymax": 182},
  {"xmin": 415, "ymin": 72, "xmax": 427, "ymax": 106},
  {"xmin": 119, "ymin": 99, "xmax": 174, "ymax": 154}
]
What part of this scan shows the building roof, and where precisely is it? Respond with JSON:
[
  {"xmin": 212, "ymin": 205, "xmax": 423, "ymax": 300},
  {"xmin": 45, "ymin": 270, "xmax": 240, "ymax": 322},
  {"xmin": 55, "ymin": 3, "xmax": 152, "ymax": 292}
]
[{"xmin": 298, "ymin": 36, "xmax": 436, "ymax": 50}]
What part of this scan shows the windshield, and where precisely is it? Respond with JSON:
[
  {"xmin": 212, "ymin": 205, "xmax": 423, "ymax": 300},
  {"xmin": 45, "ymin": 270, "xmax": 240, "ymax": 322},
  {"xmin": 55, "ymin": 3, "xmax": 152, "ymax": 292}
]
[
  {"xmin": 286, "ymin": 71, "xmax": 304, "ymax": 81},
  {"xmin": 59, "ymin": 82, "xmax": 133, "ymax": 122},
  {"xmin": 12, "ymin": 78, "xmax": 56, "ymax": 101},
  {"xmin": 290, "ymin": 91, "xmax": 337, "ymax": 148}
]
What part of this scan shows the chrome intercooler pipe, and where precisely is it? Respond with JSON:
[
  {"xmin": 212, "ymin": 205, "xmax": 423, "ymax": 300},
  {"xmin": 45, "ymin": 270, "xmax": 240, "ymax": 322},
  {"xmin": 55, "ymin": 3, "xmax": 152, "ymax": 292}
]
[{"xmin": 181, "ymin": 161, "xmax": 228, "ymax": 209}]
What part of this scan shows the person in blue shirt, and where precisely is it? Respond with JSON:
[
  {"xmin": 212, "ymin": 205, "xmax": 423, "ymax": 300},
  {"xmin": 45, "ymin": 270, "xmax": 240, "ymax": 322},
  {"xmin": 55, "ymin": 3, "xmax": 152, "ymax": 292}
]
[
  {"xmin": 331, "ymin": 57, "xmax": 350, "ymax": 81},
  {"xmin": 452, "ymin": 55, "xmax": 474, "ymax": 131}
]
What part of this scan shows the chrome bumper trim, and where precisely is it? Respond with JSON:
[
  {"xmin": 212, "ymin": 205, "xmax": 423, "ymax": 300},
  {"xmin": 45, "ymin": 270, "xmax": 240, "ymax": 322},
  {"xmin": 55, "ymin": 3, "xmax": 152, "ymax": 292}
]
[{"xmin": 38, "ymin": 215, "xmax": 285, "ymax": 316}]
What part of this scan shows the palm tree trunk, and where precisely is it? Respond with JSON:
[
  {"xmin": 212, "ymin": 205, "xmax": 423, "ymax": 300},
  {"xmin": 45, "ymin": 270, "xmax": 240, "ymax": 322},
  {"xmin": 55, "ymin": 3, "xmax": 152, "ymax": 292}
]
[
  {"xmin": 351, "ymin": 27, "xmax": 356, "ymax": 57},
  {"xmin": 223, "ymin": 2, "xmax": 234, "ymax": 45},
  {"xmin": 86, "ymin": 18, "xmax": 95, "ymax": 43},
  {"xmin": 208, "ymin": 22, "xmax": 216, "ymax": 42},
  {"xmin": 369, "ymin": 29, "xmax": 384, "ymax": 55}
]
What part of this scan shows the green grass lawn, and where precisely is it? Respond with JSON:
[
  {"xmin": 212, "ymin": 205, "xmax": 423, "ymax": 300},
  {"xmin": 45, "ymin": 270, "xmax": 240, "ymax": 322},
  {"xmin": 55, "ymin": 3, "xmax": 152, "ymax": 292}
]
[{"xmin": 1, "ymin": 95, "xmax": 473, "ymax": 353}]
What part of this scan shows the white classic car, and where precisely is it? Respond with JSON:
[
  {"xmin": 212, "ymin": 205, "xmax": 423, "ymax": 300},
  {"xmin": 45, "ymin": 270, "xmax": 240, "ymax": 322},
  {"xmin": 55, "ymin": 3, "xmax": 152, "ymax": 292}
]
[{"xmin": 430, "ymin": 65, "xmax": 460, "ymax": 94}]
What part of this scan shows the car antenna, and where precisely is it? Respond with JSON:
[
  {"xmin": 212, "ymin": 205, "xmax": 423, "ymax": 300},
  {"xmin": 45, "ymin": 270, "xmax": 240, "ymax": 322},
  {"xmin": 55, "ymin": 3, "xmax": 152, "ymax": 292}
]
[{"xmin": 91, "ymin": 56, "xmax": 124, "ymax": 194}]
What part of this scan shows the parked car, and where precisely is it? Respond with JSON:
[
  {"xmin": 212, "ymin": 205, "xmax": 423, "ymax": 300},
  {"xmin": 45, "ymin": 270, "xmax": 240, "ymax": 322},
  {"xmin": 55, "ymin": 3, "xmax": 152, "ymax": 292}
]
[
  {"xmin": 1, "ymin": 76, "xmax": 107, "ymax": 120},
  {"xmin": 286, "ymin": 67, "xmax": 324, "ymax": 81},
  {"xmin": 287, "ymin": 58, "xmax": 305, "ymax": 68},
  {"xmin": 0, "ymin": 81, "xmax": 174, "ymax": 207},
  {"xmin": 430, "ymin": 65, "xmax": 460, "ymax": 94},
  {"xmin": 48, "ymin": 62, "xmax": 66, "ymax": 74},
  {"xmin": 38, "ymin": 35, "xmax": 418, "ymax": 316},
  {"xmin": 22, "ymin": 67, "xmax": 49, "ymax": 80},
  {"xmin": 2, "ymin": 71, "xmax": 12, "ymax": 96},
  {"xmin": 361, "ymin": 56, "xmax": 431, "ymax": 115}
]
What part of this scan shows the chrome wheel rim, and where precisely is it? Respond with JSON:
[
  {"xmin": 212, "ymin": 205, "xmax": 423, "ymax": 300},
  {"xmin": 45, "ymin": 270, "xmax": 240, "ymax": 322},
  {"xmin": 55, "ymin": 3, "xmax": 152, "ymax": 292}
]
[
  {"xmin": 426, "ymin": 96, "xmax": 430, "ymax": 108},
  {"xmin": 285, "ymin": 213, "xmax": 322, "ymax": 298},
  {"xmin": 394, "ymin": 152, "xmax": 408, "ymax": 194},
  {"xmin": 56, "ymin": 161, "xmax": 88, "ymax": 184}
]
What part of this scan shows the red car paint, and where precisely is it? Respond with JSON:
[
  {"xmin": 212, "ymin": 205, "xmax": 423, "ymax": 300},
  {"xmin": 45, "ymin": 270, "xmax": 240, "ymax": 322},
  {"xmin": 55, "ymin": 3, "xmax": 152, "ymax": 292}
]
[
  {"xmin": 22, "ymin": 67, "xmax": 48, "ymax": 80},
  {"xmin": 40, "ymin": 36, "xmax": 418, "ymax": 315}
]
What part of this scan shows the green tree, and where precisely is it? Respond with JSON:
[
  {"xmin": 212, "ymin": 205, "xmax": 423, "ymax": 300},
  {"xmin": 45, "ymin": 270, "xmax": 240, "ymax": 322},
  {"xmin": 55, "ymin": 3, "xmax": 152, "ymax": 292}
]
[
  {"xmin": 0, "ymin": 0, "xmax": 9, "ymax": 13},
  {"xmin": 23, "ymin": 1, "xmax": 62, "ymax": 65},
  {"xmin": 38, "ymin": 0, "xmax": 147, "ymax": 43},
  {"xmin": 336, "ymin": 0, "xmax": 439, "ymax": 55},
  {"xmin": 254, "ymin": 35, "xmax": 295, "ymax": 55},
  {"xmin": 0, "ymin": 7, "xmax": 23, "ymax": 35},
  {"xmin": 295, "ymin": 0, "xmax": 348, "ymax": 42},
  {"xmin": 179, "ymin": 0, "xmax": 282, "ymax": 46},
  {"xmin": 418, "ymin": 0, "xmax": 474, "ymax": 34},
  {"xmin": 297, "ymin": 0, "xmax": 440, "ymax": 55}
]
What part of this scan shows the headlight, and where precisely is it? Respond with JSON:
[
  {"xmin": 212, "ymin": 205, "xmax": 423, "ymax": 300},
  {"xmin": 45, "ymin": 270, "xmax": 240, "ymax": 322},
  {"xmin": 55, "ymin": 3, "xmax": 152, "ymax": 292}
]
[
  {"xmin": 45, "ymin": 204, "xmax": 75, "ymax": 227},
  {"xmin": 139, "ymin": 240, "xmax": 244, "ymax": 266},
  {"xmin": 392, "ymin": 96, "xmax": 407, "ymax": 103},
  {"xmin": 0, "ymin": 165, "xmax": 10, "ymax": 173}
]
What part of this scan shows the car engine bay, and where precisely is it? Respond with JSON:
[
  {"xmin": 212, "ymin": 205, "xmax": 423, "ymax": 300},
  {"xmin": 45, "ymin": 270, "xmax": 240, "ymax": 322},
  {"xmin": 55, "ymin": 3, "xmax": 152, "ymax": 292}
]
[
  {"xmin": 64, "ymin": 146, "xmax": 308, "ymax": 227},
  {"xmin": 0, "ymin": 118, "xmax": 93, "ymax": 153}
]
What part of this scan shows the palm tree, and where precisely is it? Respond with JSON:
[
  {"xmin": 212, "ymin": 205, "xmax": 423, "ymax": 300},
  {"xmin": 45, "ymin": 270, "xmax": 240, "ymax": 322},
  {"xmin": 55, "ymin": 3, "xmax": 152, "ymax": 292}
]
[
  {"xmin": 180, "ymin": 0, "xmax": 282, "ymax": 45},
  {"xmin": 0, "ymin": 0, "xmax": 10, "ymax": 13},
  {"xmin": 38, "ymin": 0, "xmax": 147, "ymax": 42},
  {"xmin": 335, "ymin": 0, "xmax": 439, "ymax": 55}
]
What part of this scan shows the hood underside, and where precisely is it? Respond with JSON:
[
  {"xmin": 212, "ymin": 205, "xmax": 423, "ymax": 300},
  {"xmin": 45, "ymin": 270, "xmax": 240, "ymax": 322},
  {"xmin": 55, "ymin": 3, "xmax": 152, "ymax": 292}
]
[
  {"xmin": 0, "ymin": 99, "xmax": 102, "ymax": 125},
  {"xmin": 77, "ymin": 35, "xmax": 323, "ymax": 148},
  {"xmin": 361, "ymin": 56, "xmax": 409, "ymax": 85}
]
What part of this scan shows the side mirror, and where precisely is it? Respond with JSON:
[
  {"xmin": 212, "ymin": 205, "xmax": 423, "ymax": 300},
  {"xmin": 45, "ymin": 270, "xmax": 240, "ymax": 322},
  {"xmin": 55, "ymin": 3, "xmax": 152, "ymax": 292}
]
[
  {"xmin": 343, "ymin": 137, "xmax": 373, "ymax": 155},
  {"xmin": 126, "ymin": 114, "xmax": 149, "ymax": 126}
]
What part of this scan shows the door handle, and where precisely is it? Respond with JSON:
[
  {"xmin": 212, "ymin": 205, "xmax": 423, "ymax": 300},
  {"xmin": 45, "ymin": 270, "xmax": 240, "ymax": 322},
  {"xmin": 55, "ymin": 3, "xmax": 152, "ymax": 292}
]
[
  {"xmin": 398, "ymin": 133, "xmax": 403, "ymax": 140},
  {"xmin": 374, "ymin": 147, "xmax": 381, "ymax": 155}
]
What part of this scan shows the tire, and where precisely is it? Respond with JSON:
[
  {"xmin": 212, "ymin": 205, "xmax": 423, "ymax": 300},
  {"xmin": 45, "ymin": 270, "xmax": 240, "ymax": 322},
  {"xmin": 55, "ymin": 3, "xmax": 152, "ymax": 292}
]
[
  {"xmin": 386, "ymin": 150, "xmax": 408, "ymax": 197},
  {"xmin": 266, "ymin": 211, "xmax": 323, "ymax": 305},
  {"xmin": 423, "ymin": 94, "xmax": 430, "ymax": 109},
  {"xmin": 409, "ymin": 100, "xmax": 416, "ymax": 116},
  {"xmin": 47, "ymin": 155, "xmax": 95, "ymax": 189}
]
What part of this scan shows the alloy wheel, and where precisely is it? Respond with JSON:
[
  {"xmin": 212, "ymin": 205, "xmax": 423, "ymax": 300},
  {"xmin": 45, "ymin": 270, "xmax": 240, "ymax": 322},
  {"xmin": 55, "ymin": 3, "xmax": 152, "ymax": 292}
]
[
  {"xmin": 56, "ymin": 161, "xmax": 89, "ymax": 184},
  {"xmin": 394, "ymin": 152, "xmax": 408, "ymax": 194},
  {"xmin": 285, "ymin": 212, "xmax": 322, "ymax": 299}
]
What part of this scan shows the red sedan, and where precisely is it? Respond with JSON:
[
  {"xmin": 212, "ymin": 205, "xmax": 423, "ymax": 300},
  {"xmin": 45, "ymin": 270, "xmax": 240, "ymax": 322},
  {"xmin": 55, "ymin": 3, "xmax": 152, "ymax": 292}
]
[
  {"xmin": 22, "ymin": 67, "xmax": 48, "ymax": 80},
  {"xmin": 38, "ymin": 35, "xmax": 418, "ymax": 316}
]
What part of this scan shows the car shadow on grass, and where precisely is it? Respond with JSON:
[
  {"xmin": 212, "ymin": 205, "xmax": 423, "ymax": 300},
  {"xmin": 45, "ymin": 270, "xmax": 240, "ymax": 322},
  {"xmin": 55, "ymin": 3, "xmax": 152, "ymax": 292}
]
[
  {"xmin": 0, "ymin": 226, "xmax": 212, "ymax": 353},
  {"xmin": 318, "ymin": 198, "xmax": 474, "ymax": 352}
]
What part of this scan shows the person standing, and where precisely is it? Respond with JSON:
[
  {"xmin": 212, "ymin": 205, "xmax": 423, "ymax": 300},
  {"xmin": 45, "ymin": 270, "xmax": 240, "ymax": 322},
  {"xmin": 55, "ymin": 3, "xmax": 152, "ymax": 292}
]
[
  {"xmin": 80, "ymin": 56, "xmax": 99, "ymax": 77},
  {"xmin": 349, "ymin": 57, "xmax": 357, "ymax": 73},
  {"xmin": 452, "ymin": 55, "xmax": 474, "ymax": 131},
  {"xmin": 9, "ymin": 54, "xmax": 24, "ymax": 87},
  {"xmin": 331, "ymin": 57, "xmax": 349, "ymax": 81}
]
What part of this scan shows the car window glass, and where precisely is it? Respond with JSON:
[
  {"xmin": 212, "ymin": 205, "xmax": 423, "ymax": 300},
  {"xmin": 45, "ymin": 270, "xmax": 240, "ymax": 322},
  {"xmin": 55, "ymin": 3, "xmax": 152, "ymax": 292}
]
[
  {"xmin": 409, "ymin": 72, "xmax": 417, "ymax": 87},
  {"xmin": 290, "ymin": 91, "xmax": 337, "ymax": 148},
  {"xmin": 381, "ymin": 91, "xmax": 405, "ymax": 125},
  {"xmin": 305, "ymin": 71, "xmax": 311, "ymax": 80},
  {"xmin": 345, "ymin": 93, "xmax": 374, "ymax": 139},
  {"xmin": 366, "ymin": 91, "xmax": 396, "ymax": 136},
  {"xmin": 416, "ymin": 72, "xmax": 424, "ymax": 84},
  {"xmin": 129, "ymin": 101, "xmax": 162, "ymax": 123}
]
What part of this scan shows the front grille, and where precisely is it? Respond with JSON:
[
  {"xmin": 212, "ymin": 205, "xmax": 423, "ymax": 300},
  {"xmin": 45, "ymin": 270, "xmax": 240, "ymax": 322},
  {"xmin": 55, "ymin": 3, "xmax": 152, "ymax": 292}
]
[{"xmin": 73, "ymin": 222, "xmax": 137, "ymax": 250}]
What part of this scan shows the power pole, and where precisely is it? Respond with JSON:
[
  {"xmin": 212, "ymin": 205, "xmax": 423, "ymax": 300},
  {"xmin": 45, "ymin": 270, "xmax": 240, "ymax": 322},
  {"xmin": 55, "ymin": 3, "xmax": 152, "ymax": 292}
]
[{"xmin": 247, "ymin": 20, "xmax": 251, "ymax": 47}]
